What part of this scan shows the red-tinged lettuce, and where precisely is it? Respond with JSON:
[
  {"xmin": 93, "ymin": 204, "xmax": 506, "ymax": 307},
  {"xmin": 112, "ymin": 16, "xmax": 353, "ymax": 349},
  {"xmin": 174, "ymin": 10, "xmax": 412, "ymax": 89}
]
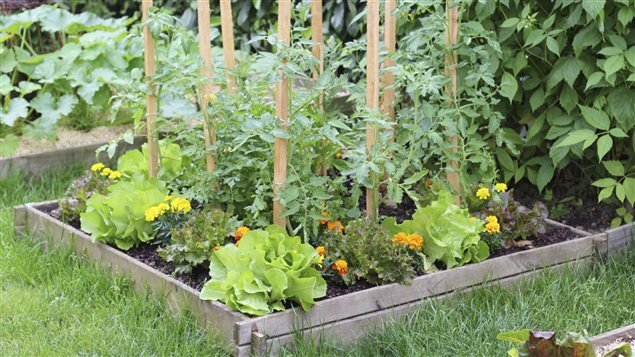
[
  {"xmin": 80, "ymin": 177, "xmax": 168, "ymax": 250},
  {"xmin": 382, "ymin": 190, "xmax": 489, "ymax": 270},
  {"xmin": 200, "ymin": 225, "xmax": 326, "ymax": 316},
  {"xmin": 496, "ymin": 330, "xmax": 626, "ymax": 357}
]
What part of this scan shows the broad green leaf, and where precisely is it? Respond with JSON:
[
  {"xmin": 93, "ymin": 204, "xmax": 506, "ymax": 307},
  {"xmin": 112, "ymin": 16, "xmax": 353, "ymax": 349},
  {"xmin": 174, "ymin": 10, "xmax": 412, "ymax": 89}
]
[
  {"xmin": 609, "ymin": 128, "xmax": 628, "ymax": 138},
  {"xmin": 0, "ymin": 74, "xmax": 13, "ymax": 95},
  {"xmin": 501, "ymin": 18, "xmax": 520, "ymax": 28},
  {"xmin": 530, "ymin": 88, "xmax": 544, "ymax": 112},
  {"xmin": 598, "ymin": 186, "xmax": 614, "ymax": 202},
  {"xmin": 582, "ymin": 0, "xmax": 606, "ymax": 19},
  {"xmin": 607, "ymin": 87, "xmax": 635, "ymax": 126},
  {"xmin": 584, "ymin": 71, "xmax": 604, "ymax": 90},
  {"xmin": 623, "ymin": 177, "xmax": 635, "ymax": 205},
  {"xmin": 603, "ymin": 55, "xmax": 624, "ymax": 78},
  {"xmin": 0, "ymin": 47, "xmax": 16, "ymax": 73},
  {"xmin": 497, "ymin": 329, "xmax": 530, "ymax": 344},
  {"xmin": 579, "ymin": 105, "xmax": 610, "ymax": 130},
  {"xmin": 625, "ymin": 48, "xmax": 635, "ymax": 67},
  {"xmin": 598, "ymin": 47, "xmax": 623, "ymax": 56},
  {"xmin": 616, "ymin": 183, "xmax": 626, "ymax": 202},
  {"xmin": 554, "ymin": 129, "xmax": 596, "ymax": 148},
  {"xmin": 603, "ymin": 161, "xmax": 625, "ymax": 176},
  {"xmin": 537, "ymin": 162, "xmax": 554, "ymax": 192},
  {"xmin": 500, "ymin": 72, "xmax": 518, "ymax": 103},
  {"xmin": 592, "ymin": 178, "xmax": 617, "ymax": 188},
  {"xmin": 559, "ymin": 85, "xmax": 577, "ymax": 113},
  {"xmin": 562, "ymin": 56, "xmax": 580, "ymax": 87},
  {"xmin": 596, "ymin": 134, "xmax": 612, "ymax": 161},
  {"xmin": 546, "ymin": 37, "xmax": 560, "ymax": 56},
  {"xmin": 0, "ymin": 97, "xmax": 28, "ymax": 126},
  {"xmin": 618, "ymin": 7, "xmax": 635, "ymax": 27},
  {"xmin": 17, "ymin": 81, "xmax": 41, "ymax": 95},
  {"xmin": 0, "ymin": 134, "xmax": 19, "ymax": 156}
]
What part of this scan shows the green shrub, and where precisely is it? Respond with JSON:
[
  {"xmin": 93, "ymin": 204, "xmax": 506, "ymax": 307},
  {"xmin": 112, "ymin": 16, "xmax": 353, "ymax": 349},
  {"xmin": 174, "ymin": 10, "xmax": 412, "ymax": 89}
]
[
  {"xmin": 200, "ymin": 225, "xmax": 326, "ymax": 316},
  {"xmin": 321, "ymin": 218, "xmax": 419, "ymax": 286},
  {"xmin": 80, "ymin": 177, "xmax": 168, "ymax": 250},
  {"xmin": 483, "ymin": 192, "xmax": 548, "ymax": 242},
  {"xmin": 53, "ymin": 169, "xmax": 111, "ymax": 224},
  {"xmin": 383, "ymin": 190, "xmax": 490, "ymax": 270},
  {"xmin": 157, "ymin": 209, "xmax": 239, "ymax": 275}
]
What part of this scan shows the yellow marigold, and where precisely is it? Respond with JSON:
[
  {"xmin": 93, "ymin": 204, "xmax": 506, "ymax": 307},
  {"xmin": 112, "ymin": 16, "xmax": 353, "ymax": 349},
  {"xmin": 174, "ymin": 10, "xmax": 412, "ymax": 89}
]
[
  {"xmin": 485, "ymin": 215, "xmax": 498, "ymax": 224},
  {"xmin": 204, "ymin": 93, "xmax": 217, "ymax": 104},
  {"xmin": 319, "ymin": 211, "xmax": 329, "ymax": 225},
  {"xmin": 235, "ymin": 226, "xmax": 251, "ymax": 242},
  {"xmin": 495, "ymin": 183, "xmax": 508, "ymax": 193},
  {"xmin": 156, "ymin": 202, "xmax": 170, "ymax": 215},
  {"xmin": 170, "ymin": 197, "xmax": 192, "ymax": 214},
  {"xmin": 213, "ymin": 246, "xmax": 221, "ymax": 251},
  {"xmin": 336, "ymin": 152, "xmax": 343, "ymax": 159},
  {"xmin": 485, "ymin": 221, "xmax": 501, "ymax": 234},
  {"xmin": 316, "ymin": 254, "xmax": 324, "ymax": 267},
  {"xmin": 108, "ymin": 170, "xmax": 122, "ymax": 180},
  {"xmin": 91, "ymin": 163, "xmax": 105, "ymax": 172},
  {"xmin": 100, "ymin": 167, "xmax": 112, "ymax": 176},
  {"xmin": 332, "ymin": 259, "xmax": 348, "ymax": 275},
  {"xmin": 327, "ymin": 220, "xmax": 344, "ymax": 234},
  {"xmin": 144, "ymin": 206, "xmax": 160, "ymax": 222},
  {"xmin": 164, "ymin": 195, "xmax": 173, "ymax": 202},
  {"xmin": 476, "ymin": 187, "xmax": 491, "ymax": 200}
]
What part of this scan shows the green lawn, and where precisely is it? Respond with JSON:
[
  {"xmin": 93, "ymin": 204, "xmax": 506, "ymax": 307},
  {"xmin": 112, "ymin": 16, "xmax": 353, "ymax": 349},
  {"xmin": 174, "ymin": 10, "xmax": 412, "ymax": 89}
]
[{"xmin": 1, "ymin": 169, "xmax": 633, "ymax": 356}]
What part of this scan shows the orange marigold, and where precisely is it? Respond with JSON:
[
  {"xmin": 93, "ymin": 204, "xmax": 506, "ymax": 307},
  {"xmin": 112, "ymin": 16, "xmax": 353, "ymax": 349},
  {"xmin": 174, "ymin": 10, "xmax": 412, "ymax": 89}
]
[
  {"xmin": 319, "ymin": 211, "xmax": 329, "ymax": 225},
  {"xmin": 332, "ymin": 259, "xmax": 348, "ymax": 275},
  {"xmin": 392, "ymin": 232, "xmax": 424, "ymax": 251},
  {"xmin": 327, "ymin": 220, "xmax": 344, "ymax": 234},
  {"xmin": 235, "ymin": 226, "xmax": 251, "ymax": 242},
  {"xmin": 315, "ymin": 246, "xmax": 326, "ymax": 256}
]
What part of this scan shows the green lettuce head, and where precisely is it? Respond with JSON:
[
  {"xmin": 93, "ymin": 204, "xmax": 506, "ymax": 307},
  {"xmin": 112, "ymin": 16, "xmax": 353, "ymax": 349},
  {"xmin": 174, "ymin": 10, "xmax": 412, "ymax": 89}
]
[
  {"xmin": 383, "ymin": 190, "xmax": 489, "ymax": 270},
  {"xmin": 200, "ymin": 225, "xmax": 326, "ymax": 316}
]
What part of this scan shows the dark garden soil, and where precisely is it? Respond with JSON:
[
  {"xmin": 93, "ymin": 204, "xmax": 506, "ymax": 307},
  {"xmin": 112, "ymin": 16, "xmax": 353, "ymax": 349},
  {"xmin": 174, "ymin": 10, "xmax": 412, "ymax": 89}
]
[
  {"xmin": 43, "ymin": 201, "xmax": 582, "ymax": 301},
  {"xmin": 514, "ymin": 179, "xmax": 618, "ymax": 234}
]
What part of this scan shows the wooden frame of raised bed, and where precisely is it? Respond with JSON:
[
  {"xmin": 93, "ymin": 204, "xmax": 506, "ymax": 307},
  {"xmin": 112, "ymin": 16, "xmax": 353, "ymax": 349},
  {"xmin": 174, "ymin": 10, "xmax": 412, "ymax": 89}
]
[
  {"xmin": 14, "ymin": 202, "xmax": 634, "ymax": 356},
  {"xmin": 0, "ymin": 136, "xmax": 145, "ymax": 179},
  {"xmin": 591, "ymin": 323, "xmax": 635, "ymax": 349}
]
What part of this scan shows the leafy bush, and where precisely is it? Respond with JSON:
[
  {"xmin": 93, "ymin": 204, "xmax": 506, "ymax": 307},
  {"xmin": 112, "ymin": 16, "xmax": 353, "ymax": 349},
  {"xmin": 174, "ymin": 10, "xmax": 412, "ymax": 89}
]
[
  {"xmin": 200, "ymin": 225, "xmax": 326, "ymax": 316},
  {"xmin": 383, "ymin": 190, "xmax": 489, "ymax": 270},
  {"xmin": 157, "ymin": 209, "xmax": 239, "ymax": 275},
  {"xmin": 321, "ymin": 218, "xmax": 419, "ymax": 285},
  {"xmin": 80, "ymin": 177, "xmax": 168, "ymax": 250},
  {"xmin": 52, "ymin": 166, "xmax": 112, "ymax": 224},
  {"xmin": 0, "ymin": 5, "xmax": 138, "ymax": 144},
  {"xmin": 146, "ymin": 196, "xmax": 193, "ymax": 246},
  {"xmin": 483, "ymin": 192, "xmax": 548, "ymax": 242}
]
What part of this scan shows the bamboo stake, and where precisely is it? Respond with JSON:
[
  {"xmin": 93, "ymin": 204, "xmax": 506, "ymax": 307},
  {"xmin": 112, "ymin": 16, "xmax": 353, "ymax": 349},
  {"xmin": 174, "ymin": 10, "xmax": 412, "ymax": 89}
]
[
  {"xmin": 445, "ymin": 0, "xmax": 461, "ymax": 202},
  {"xmin": 381, "ymin": 0, "xmax": 396, "ymax": 129},
  {"xmin": 273, "ymin": 0, "xmax": 291, "ymax": 227},
  {"xmin": 197, "ymin": 0, "xmax": 216, "ymax": 173},
  {"xmin": 366, "ymin": 0, "xmax": 380, "ymax": 220},
  {"xmin": 311, "ymin": 0, "xmax": 327, "ymax": 176},
  {"xmin": 220, "ymin": 0, "xmax": 236, "ymax": 92},
  {"xmin": 142, "ymin": 0, "xmax": 159, "ymax": 177}
]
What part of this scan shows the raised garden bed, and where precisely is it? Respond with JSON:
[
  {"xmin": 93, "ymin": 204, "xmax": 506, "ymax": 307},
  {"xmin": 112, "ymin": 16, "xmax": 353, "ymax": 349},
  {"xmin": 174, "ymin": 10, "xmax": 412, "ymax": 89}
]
[
  {"xmin": 592, "ymin": 323, "xmax": 635, "ymax": 356},
  {"xmin": 0, "ymin": 136, "xmax": 145, "ymax": 179},
  {"xmin": 15, "ymin": 201, "xmax": 634, "ymax": 356}
]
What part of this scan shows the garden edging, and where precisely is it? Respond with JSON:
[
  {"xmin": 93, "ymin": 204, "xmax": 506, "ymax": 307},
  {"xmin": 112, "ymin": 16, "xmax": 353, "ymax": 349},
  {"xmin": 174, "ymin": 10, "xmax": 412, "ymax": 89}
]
[{"xmin": 14, "ymin": 202, "xmax": 634, "ymax": 356}]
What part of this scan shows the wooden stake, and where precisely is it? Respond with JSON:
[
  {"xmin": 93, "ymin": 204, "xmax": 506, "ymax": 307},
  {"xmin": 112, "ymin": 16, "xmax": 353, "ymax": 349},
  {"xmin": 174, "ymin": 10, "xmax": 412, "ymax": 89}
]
[
  {"xmin": 381, "ymin": 0, "xmax": 396, "ymax": 129},
  {"xmin": 220, "ymin": 0, "xmax": 236, "ymax": 92},
  {"xmin": 197, "ymin": 0, "xmax": 216, "ymax": 173},
  {"xmin": 142, "ymin": 0, "xmax": 159, "ymax": 177},
  {"xmin": 273, "ymin": 0, "xmax": 291, "ymax": 227},
  {"xmin": 311, "ymin": 0, "xmax": 327, "ymax": 176},
  {"xmin": 366, "ymin": 0, "xmax": 380, "ymax": 220},
  {"xmin": 445, "ymin": 0, "xmax": 461, "ymax": 202}
]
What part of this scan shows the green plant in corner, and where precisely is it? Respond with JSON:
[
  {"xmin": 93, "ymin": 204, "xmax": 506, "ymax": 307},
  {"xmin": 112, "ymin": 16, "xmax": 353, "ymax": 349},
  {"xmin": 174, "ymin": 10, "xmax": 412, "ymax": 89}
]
[{"xmin": 200, "ymin": 225, "xmax": 326, "ymax": 316}]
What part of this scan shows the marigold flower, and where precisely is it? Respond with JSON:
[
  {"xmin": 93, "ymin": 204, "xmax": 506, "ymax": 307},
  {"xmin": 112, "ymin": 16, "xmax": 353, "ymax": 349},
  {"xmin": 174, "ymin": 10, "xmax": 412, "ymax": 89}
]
[
  {"xmin": 170, "ymin": 197, "xmax": 192, "ymax": 214},
  {"xmin": 91, "ymin": 163, "xmax": 105, "ymax": 172},
  {"xmin": 327, "ymin": 220, "xmax": 344, "ymax": 234},
  {"xmin": 332, "ymin": 259, "xmax": 348, "ymax": 275},
  {"xmin": 316, "ymin": 254, "xmax": 324, "ymax": 267},
  {"xmin": 476, "ymin": 187, "xmax": 491, "ymax": 200},
  {"xmin": 495, "ymin": 183, "xmax": 508, "ymax": 193},
  {"xmin": 100, "ymin": 167, "xmax": 112, "ymax": 176},
  {"xmin": 392, "ymin": 232, "xmax": 423, "ymax": 251},
  {"xmin": 319, "ymin": 211, "xmax": 329, "ymax": 225},
  {"xmin": 144, "ymin": 206, "xmax": 160, "ymax": 222},
  {"xmin": 164, "ymin": 195, "xmax": 173, "ymax": 201},
  {"xmin": 204, "ymin": 93, "xmax": 217, "ymax": 104},
  {"xmin": 213, "ymin": 246, "xmax": 221, "ymax": 251},
  {"xmin": 485, "ymin": 221, "xmax": 501, "ymax": 234},
  {"xmin": 316, "ymin": 246, "xmax": 326, "ymax": 256},
  {"xmin": 485, "ymin": 215, "xmax": 498, "ymax": 224},
  {"xmin": 235, "ymin": 226, "xmax": 251, "ymax": 242},
  {"xmin": 108, "ymin": 170, "xmax": 122, "ymax": 180},
  {"xmin": 336, "ymin": 152, "xmax": 343, "ymax": 159}
]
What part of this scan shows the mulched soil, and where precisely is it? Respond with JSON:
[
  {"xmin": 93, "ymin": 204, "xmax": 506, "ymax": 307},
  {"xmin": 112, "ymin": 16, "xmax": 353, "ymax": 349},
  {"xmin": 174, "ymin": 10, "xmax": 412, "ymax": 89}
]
[
  {"xmin": 514, "ymin": 179, "xmax": 617, "ymax": 234},
  {"xmin": 488, "ymin": 225, "xmax": 577, "ymax": 259}
]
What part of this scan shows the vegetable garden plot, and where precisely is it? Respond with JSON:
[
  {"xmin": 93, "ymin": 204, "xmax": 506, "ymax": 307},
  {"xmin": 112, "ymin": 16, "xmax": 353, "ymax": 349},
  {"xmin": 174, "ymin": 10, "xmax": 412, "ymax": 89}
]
[{"xmin": 17, "ymin": 202, "xmax": 632, "ymax": 356}]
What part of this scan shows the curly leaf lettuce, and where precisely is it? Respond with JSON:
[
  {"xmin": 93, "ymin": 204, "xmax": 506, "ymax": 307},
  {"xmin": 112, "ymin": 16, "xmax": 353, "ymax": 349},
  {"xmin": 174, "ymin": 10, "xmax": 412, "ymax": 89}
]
[
  {"xmin": 200, "ymin": 225, "xmax": 326, "ymax": 316},
  {"xmin": 383, "ymin": 190, "xmax": 489, "ymax": 270}
]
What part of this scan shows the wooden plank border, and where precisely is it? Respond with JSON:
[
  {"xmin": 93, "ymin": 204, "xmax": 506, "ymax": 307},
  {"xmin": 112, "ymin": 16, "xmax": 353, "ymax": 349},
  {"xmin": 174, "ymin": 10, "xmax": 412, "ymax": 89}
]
[
  {"xmin": 19, "ymin": 203, "xmax": 248, "ymax": 343},
  {"xmin": 591, "ymin": 323, "xmax": 635, "ymax": 347},
  {"xmin": 17, "ymin": 202, "xmax": 634, "ymax": 356}
]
